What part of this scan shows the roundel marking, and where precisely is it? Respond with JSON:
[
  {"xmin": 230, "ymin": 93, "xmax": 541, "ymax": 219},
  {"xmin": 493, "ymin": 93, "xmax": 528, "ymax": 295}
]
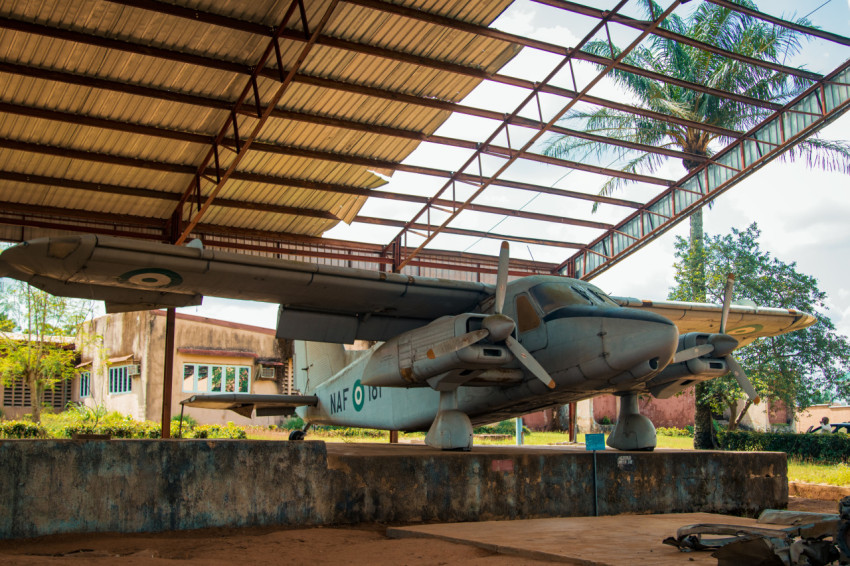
[
  {"xmin": 118, "ymin": 268, "xmax": 183, "ymax": 289},
  {"xmin": 726, "ymin": 324, "xmax": 763, "ymax": 336},
  {"xmin": 353, "ymin": 379, "xmax": 365, "ymax": 412}
]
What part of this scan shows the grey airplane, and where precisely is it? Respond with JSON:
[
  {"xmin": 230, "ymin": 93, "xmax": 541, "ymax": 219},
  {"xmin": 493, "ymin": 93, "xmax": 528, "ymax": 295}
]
[{"xmin": 0, "ymin": 235, "xmax": 815, "ymax": 450}]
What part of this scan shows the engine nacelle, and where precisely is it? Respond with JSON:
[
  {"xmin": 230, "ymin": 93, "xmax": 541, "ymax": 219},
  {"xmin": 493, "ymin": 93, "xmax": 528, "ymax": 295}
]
[
  {"xmin": 643, "ymin": 332, "xmax": 736, "ymax": 399},
  {"xmin": 361, "ymin": 314, "xmax": 511, "ymax": 387}
]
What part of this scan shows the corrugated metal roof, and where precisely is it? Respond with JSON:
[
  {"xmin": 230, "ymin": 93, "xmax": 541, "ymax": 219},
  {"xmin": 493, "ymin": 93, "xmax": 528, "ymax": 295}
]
[
  {"xmin": 1, "ymin": 0, "xmax": 847, "ymax": 279},
  {"xmin": 0, "ymin": 0, "xmax": 518, "ymax": 242}
]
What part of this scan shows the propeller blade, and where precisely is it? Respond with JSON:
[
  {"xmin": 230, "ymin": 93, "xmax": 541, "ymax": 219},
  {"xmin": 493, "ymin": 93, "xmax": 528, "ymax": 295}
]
[
  {"xmin": 672, "ymin": 343, "xmax": 715, "ymax": 363},
  {"xmin": 720, "ymin": 273, "xmax": 735, "ymax": 334},
  {"xmin": 426, "ymin": 329, "xmax": 489, "ymax": 360},
  {"xmin": 505, "ymin": 335, "xmax": 556, "ymax": 389},
  {"xmin": 725, "ymin": 354, "xmax": 760, "ymax": 405},
  {"xmin": 494, "ymin": 241, "xmax": 509, "ymax": 315}
]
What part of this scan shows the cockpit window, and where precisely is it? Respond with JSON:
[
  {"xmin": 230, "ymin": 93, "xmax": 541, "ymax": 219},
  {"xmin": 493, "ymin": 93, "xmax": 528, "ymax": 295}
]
[
  {"xmin": 528, "ymin": 282, "xmax": 619, "ymax": 314},
  {"xmin": 529, "ymin": 283, "xmax": 592, "ymax": 314},
  {"xmin": 586, "ymin": 286, "xmax": 619, "ymax": 307}
]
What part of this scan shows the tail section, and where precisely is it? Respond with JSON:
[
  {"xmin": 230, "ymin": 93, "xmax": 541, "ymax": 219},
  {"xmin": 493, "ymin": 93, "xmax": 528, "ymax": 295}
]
[{"xmin": 293, "ymin": 341, "xmax": 347, "ymax": 394}]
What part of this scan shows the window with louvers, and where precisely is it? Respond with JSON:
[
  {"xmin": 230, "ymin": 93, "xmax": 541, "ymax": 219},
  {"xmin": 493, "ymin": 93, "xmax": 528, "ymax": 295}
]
[{"xmin": 2, "ymin": 379, "xmax": 72, "ymax": 408}]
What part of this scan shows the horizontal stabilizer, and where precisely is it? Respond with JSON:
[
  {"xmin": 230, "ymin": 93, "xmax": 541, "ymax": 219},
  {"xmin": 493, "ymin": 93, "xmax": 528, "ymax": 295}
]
[{"xmin": 181, "ymin": 393, "xmax": 319, "ymax": 418}]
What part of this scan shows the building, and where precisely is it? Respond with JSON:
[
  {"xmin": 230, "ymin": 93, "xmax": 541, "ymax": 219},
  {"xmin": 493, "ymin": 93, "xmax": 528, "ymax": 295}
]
[
  {"xmin": 0, "ymin": 333, "xmax": 76, "ymax": 420},
  {"xmin": 74, "ymin": 311, "xmax": 291, "ymax": 426}
]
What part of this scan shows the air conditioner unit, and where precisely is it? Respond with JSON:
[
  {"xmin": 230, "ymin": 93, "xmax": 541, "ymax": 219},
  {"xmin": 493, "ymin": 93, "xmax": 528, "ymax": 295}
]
[
  {"xmin": 127, "ymin": 364, "xmax": 141, "ymax": 377},
  {"xmin": 259, "ymin": 367, "xmax": 276, "ymax": 380}
]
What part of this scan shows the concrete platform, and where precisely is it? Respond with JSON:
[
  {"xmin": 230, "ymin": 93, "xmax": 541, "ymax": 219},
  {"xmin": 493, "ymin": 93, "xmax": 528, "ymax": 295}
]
[
  {"xmin": 0, "ymin": 440, "xmax": 787, "ymax": 539},
  {"xmin": 388, "ymin": 513, "xmax": 763, "ymax": 565}
]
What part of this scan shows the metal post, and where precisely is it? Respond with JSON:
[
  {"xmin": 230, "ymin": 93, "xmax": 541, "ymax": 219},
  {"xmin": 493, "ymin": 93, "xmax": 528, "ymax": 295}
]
[
  {"xmin": 389, "ymin": 430, "xmax": 398, "ymax": 444},
  {"xmin": 569, "ymin": 401, "xmax": 577, "ymax": 442},
  {"xmin": 515, "ymin": 417, "xmax": 523, "ymax": 446},
  {"xmin": 161, "ymin": 307, "xmax": 176, "ymax": 439}
]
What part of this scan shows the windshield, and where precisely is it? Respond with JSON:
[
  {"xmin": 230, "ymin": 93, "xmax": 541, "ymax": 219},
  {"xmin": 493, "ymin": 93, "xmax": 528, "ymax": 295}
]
[{"xmin": 529, "ymin": 282, "xmax": 618, "ymax": 314}]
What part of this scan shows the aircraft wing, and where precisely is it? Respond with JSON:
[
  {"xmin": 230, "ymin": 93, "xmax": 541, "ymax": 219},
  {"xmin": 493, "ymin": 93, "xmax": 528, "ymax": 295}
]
[
  {"xmin": 180, "ymin": 393, "xmax": 318, "ymax": 418},
  {"xmin": 611, "ymin": 296, "xmax": 816, "ymax": 346},
  {"xmin": 0, "ymin": 235, "xmax": 494, "ymax": 343}
]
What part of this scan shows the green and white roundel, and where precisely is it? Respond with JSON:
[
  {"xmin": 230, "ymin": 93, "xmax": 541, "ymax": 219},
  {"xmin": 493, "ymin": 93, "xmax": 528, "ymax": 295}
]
[
  {"xmin": 118, "ymin": 268, "xmax": 183, "ymax": 289},
  {"xmin": 353, "ymin": 379, "xmax": 365, "ymax": 412}
]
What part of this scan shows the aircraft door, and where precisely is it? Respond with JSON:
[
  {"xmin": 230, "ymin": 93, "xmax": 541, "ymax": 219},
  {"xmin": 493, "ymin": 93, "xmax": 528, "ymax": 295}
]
[{"xmin": 514, "ymin": 293, "xmax": 547, "ymax": 352}]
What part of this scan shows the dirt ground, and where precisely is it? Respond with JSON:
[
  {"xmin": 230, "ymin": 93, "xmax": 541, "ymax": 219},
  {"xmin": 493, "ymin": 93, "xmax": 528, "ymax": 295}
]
[{"xmin": 0, "ymin": 497, "xmax": 840, "ymax": 566}]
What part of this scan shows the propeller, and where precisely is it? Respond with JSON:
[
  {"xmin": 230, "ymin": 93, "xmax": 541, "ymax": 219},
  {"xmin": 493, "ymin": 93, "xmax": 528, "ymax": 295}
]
[
  {"xmin": 672, "ymin": 273, "xmax": 760, "ymax": 405},
  {"xmin": 426, "ymin": 242, "xmax": 556, "ymax": 389}
]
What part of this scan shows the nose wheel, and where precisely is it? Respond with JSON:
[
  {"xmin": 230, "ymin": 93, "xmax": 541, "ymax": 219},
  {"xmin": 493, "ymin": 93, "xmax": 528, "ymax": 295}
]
[
  {"xmin": 288, "ymin": 422, "xmax": 311, "ymax": 441},
  {"xmin": 607, "ymin": 392, "xmax": 656, "ymax": 451}
]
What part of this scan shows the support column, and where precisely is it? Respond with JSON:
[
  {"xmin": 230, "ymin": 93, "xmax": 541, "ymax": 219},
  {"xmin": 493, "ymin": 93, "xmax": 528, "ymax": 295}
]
[
  {"xmin": 568, "ymin": 402, "xmax": 577, "ymax": 442},
  {"xmin": 161, "ymin": 307, "xmax": 176, "ymax": 439}
]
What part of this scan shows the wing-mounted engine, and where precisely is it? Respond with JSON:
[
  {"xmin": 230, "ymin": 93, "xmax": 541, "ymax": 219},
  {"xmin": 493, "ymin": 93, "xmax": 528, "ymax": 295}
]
[
  {"xmin": 361, "ymin": 313, "xmax": 514, "ymax": 388},
  {"xmin": 643, "ymin": 332, "xmax": 735, "ymax": 398},
  {"xmin": 646, "ymin": 275, "xmax": 762, "ymax": 403}
]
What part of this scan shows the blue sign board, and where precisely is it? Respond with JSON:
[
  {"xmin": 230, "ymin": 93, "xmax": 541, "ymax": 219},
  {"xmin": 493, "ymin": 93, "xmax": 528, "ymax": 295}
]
[{"xmin": 585, "ymin": 433, "xmax": 605, "ymax": 451}]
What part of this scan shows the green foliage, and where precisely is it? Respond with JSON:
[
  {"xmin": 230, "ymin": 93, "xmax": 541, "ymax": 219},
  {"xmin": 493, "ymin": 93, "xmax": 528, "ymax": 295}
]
[
  {"xmin": 282, "ymin": 416, "xmax": 304, "ymax": 430},
  {"xmin": 0, "ymin": 281, "xmax": 95, "ymax": 423},
  {"xmin": 0, "ymin": 420, "xmax": 46, "ymax": 438},
  {"xmin": 598, "ymin": 416, "xmax": 614, "ymax": 425},
  {"xmin": 186, "ymin": 423, "xmax": 247, "ymax": 439},
  {"xmin": 473, "ymin": 420, "xmax": 530, "ymax": 435},
  {"xmin": 656, "ymin": 426, "xmax": 693, "ymax": 437},
  {"xmin": 670, "ymin": 224, "xmax": 850, "ymax": 422},
  {"xmin": 718, "ymin": 430, "xmax": 850, "ymax": 465},
  {"xmin": 172, "ymin": 414, "xmax": 199, "ymax": 428},
  {"xmin": 310, "ymin": 425, "xmax": 385, "ymax": 438}
]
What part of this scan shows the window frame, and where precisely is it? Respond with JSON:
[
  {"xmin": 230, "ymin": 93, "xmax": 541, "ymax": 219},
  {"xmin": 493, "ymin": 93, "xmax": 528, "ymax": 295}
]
[
  {"xmin": 108, "ymin": 365, "xmax": 133, "ymax": 395},
  {"xmin": 182, "ymin": 363, "xmax": 252, "ymax": 394}
]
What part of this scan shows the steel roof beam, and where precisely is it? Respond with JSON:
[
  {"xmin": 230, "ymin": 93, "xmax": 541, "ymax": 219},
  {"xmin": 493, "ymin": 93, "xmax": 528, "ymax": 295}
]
[
  {"xmin": 1, "ymin": 169, "xmax": 613, "ymax": 230},
  {"xmin": 0, "ymin": 76, "xmax": 707, "ymax": 167},
  {"xmin": 93, "ymin": 2, "xmax": 786, "ymax": 114},
  {"xmin": 171, "ymin": 1, "xmax": 340, "ymax": 244},
  {"xmin": 531, "ymin": 0, "xmax": 824, "ymax": 82},
  {"xmin": 355, "ymin": 216, "xmax": 585, "ymax": 249},
  {"xmin": 0, "ymin": 13, "xmax": 746, "ymax": 139},
  {"xmin": 0, "ymin": 56, "xmax": 739, "ymax": 147},
  {"xmin": 389, "ymin": 0, "xmax": 684, "ymax": 270},
  {"xmin": 559, "ymin": 59, "xmax": 850, "ymax": 278},
  {"xmin": 0, "ymin": 137, "xmax": 642, "ymax": 212},
  {"xmin": 704, "ymin": 0, "xmax": 850, "ymax": 47}
]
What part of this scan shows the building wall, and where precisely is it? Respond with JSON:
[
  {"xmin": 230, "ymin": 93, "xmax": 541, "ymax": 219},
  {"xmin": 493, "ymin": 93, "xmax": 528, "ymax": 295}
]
[
  {"xmin": 75, "ymin": 311, "xmax": 287, "ymax": 426},
  {"xmin": 796, "ymin": 404, "xmax": 850, "ymax": 432}
]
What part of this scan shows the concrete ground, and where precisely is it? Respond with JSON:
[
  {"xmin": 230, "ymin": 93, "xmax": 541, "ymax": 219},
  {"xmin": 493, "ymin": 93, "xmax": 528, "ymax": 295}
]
[{"xmin": 0, "ymin": 497, "xmax": 838, "ymax": 565}]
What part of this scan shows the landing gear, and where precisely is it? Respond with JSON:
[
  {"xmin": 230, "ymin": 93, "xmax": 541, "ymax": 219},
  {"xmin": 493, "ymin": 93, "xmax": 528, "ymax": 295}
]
[
  {"xmin": 606, "ymin": 392, "xmax": 656, "ymax": 451},
  {"xmin": 425, "ymin": 390, "xmax": 473, "ymax": 451},
  {"xmin": 289, "ymin": 422, "xmax": 311, "ymax": 441}
]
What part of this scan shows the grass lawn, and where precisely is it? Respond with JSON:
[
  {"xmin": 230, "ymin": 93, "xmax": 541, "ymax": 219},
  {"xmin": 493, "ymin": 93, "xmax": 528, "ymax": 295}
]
[{"xmin": 788, "ymin": 460, "xmax": 850, "ymax": 486}]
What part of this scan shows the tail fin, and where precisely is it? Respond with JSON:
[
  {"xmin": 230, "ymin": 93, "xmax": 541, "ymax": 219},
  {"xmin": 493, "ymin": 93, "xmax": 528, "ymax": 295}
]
[{"xmin": 293, "ymin": 341, "xmax": 347, "ymax": 393}]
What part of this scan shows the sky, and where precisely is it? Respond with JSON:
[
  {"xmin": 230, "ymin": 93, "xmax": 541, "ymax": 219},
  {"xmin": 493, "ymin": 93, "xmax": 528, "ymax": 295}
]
[{"xmin": 172, "ymin": 1, "xmax": 850, "ymax": 335}]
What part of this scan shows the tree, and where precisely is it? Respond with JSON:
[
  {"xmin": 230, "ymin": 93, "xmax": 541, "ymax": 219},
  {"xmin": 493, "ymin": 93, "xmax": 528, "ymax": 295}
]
[
  {"xmin": 0, "ymin": 281, "xmax": 93, "ymax": 423},
  {"xmin": 543, "ymin": 0, "xmax": 850, "ymax": 446},
  {"xmin": 669, "ymin": 224, "xmax": 850, "ymax": 432}
]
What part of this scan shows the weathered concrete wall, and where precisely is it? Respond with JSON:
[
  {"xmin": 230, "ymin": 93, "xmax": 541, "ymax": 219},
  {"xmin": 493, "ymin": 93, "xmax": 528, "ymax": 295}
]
[{"xmin": 0, "ymin": 440, "xmax": 787, "ymax": 539}]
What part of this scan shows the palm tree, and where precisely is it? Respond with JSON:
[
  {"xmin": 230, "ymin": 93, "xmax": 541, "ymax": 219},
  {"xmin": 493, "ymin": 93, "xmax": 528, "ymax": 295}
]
[{"xmin": 543, "ymin": 0, "xmax": 850, "ymax": 448}]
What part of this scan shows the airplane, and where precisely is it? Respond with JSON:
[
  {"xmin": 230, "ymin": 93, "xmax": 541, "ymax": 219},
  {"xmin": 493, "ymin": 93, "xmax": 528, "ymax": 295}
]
[{"xmin": 0, "ymin": 234, "xmax": 816, "ymax": 451}]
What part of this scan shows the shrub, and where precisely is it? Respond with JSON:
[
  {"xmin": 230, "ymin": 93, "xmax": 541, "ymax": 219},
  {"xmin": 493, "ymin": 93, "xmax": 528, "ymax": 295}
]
[
  {"xmin": 656, "ymin": 426, "xmax": 693, "ymax": 437},
  {"xmin": 0, "ymin": 420, "xmax": 46, "ymax": 438},
  {"xmin": 282, "ymin": 416, "xmax": 304, "ymax": 431},
  {"xmin": 172, "ymin": 414, "xmax": 198, "ymax": 429},
  {"xmin": 717, "ymin": 430, "xmax": 850, "ymax": 464},
  {"xmin": 473, "ymin": 420, "xmax": 530, "ymax": 436},
  {"xmin": 598, "ymin": 416, "xmax": 614, "ymax": 425},
  {"xmin": 187, "ymin": 423, "xmax": 247, "ymax": 439}
]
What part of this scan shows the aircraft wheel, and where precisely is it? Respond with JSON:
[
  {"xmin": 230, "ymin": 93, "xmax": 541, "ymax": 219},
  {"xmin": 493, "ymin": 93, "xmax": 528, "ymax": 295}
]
[{"xmin": 289, "ymin": 429, "xmax": 306, "ymax": 441}]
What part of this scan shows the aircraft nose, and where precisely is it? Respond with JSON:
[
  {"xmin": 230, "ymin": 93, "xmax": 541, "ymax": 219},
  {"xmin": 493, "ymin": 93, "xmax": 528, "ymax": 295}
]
[{"xmin": 600, "ymin": 307, "xmax": 678, "ymax": 373}]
